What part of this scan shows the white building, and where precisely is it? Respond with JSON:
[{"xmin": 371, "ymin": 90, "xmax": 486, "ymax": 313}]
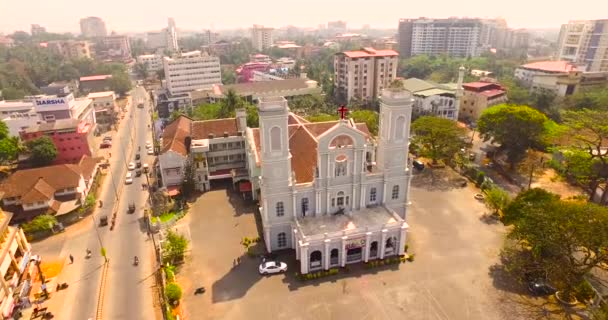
[
  {"xmin": 0, "ymin": 100, "xmax": 40, "ymax": 136},
  {"xmin": 47, "ymin": 40, "xmax": 92, "ymax": 59},
  {"xmin": 163, "ymin": 51, "xmax": 221, "ymax": 95},
  {"xmin": 252, "ymin": 25, "xmax": 274, "ymax": 51},
  {"xmin": 166, "ymin": 18, "xmax": 179, "ymax": 52},
  {"xmin": 514, "ymin": 61, "xmax": 581, "ymax": 96},
  {"xmin": 557, "ymin": 20, "xmax": 608, "ymax": 72},
  {"xmin": 158, "ymin": 116, "xmax": 190, "ymax": 192},
  {"xmin": 88, "ymin": 91, "xmax": 116, "ymax": 132},
  {"xmin": 398, "ymin": 18, "xmax": 482, "ymax": 58},
  {"xmin": 0, "ymin": 210, "xmax": 31, "ymax": 319},
  {"xmin": 401, "ymin": 68, "xmax": 464, "ymax": 121},
  {"xmin": 79, "ymin": 16, "xmax": 107, "ymax": 38},
  {"xmin": 334, "ymin": 47, "xmax": 398, "ymax": 102},
  {"xmin": 247, "ymin": 90, "xmax": 412, "ymax": 274},
  {"xmin": 137, "ymin": 54, "xmax": 163, "ymax": 72}
]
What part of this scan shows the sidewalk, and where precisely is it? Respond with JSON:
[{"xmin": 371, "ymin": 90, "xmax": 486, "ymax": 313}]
[{"xmin": 20, "ymin": 93, "xmax": 137, "ymax": 320}]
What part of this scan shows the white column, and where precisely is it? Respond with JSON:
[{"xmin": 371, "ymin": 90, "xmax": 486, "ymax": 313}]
[
  {"xmin": 364, "ymin": 232, "xmax": 372, "ymax": 262},
  {"xmin": 326, "ymin": 191, "xmax": 331, "ymax": 215},
  {"xmin": 292, "ymin": 229, "xmax": 298, "ymax": 251},
  {"xmin": 264, "ymin": 227, "xmax": 271, "ymax": 253},
  {"xmin": 382, "ymin": 181, "xmax": 387, "ymax": 203},
  {"xmin": 351, "ymin": 185, "xmax": 356, "ymax": 211},
  {"xmin": 324, "ymin": 239, "xmax": 330, "ymax": 270},
  {"xmin": 360, "ymin": 185, "xmax": 366, "ymax": 209},
  {"xmin": 300, "ymin": 244, "xmax": 309, "ymax": 274},
  {"xmin": 292, "ymin": 191, "xmax": 297, "ymax": 217},
  {"xmin": 316, "ymin": 191, "xmax": 321, "ymax": 215},
  {"xmin": 380, "ymin": 229, "xmax": 388, "ymax": 259},
  {"xmin": 340, "ymin": 236, "xmax": 348, "ymax": 267},
  {"xmin": 263, "ymin": 199, "xmax": 269, "ymax": 222},
  {"xmin": 398, "ymin": 223, "xmax": 408, "ymax": 255}
]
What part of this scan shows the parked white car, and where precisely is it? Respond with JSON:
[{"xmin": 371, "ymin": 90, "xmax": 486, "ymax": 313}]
[
  {"xmin": 125, "ymin": 172, "xmax": 133, "ymax": 184},
  {"xmin": 145, "ymin": 141, "xmax": 152, "ymax": 149},
  {"xmin": 128, "ymin": 162, "xmax": 136, "ymax": 170},
  {"xmin": 258, "ymin": 261, "xmax": 287, "ymax": 275}
]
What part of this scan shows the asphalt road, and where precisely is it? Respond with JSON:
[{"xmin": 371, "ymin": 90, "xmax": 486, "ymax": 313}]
[{"xmin": 39, "ymin": 86, "xmax": 157, "ymax": 320}]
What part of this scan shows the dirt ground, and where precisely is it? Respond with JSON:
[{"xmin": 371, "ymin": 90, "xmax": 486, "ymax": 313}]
[{"xmin": 531, "ymin": 168, "xmax": 585, "ymax": 199}]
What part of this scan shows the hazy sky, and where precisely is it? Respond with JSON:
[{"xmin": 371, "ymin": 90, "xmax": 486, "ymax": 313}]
[{"xmin": 1, "ymin": 0, "xmax": 607, "ymax": 33}]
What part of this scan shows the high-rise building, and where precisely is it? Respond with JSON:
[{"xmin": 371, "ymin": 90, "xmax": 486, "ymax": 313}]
[
  {"xmin": 334, "ymin": 47, "xmax": 398, "ymax": 102},
  {"xmin": 99, "ymin": 35, "xmax": 131, "ymax": 61},
  {"xmin": 557, "ymin": 20, "xmax": 608, "ymax": 72},
  {"xmin": 251, "ymin": 25, "xmax": 274, "ymax": 51},
  {"xmin": 47, "ymin": 40, "xmax": 92, "ymax": 59},
  {"xmin": 145, "ymin": 19, "xmax": 179, "ymax": 52},
  {"xmin": 80, "ymin": 17, "xmax": 108, "ymax": 38},
  {"xmin": 30, "ymin": 24, "xmax": 46, "ymax": 35},
  {"xmin": 166, "ymin": 18, "xmax": 179, "ymax": 52},
  {"xmin": 163, "ymin": 51, "xmax": 221, "ymax": 95},
  {"xmin": 398, "ymin": 18, "xmax": 482, "ymax": 58},
  {"xmin": 202, "ymin": 30, "xmax": 220, "ymax": 45}
]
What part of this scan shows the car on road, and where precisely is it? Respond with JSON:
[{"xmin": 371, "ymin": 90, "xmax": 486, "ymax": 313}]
[
  {"xmin": 146, "ymin": 141, "xmax": 152, "ymax": 149},
  {"xmin": 147, "ymin": 148, "xmax": 154, "ymax": 155},
  {"xmin": 258, "ymin": 261, "xmax": 288, "ymax": 275},
  {"xmin": 100, "ymin": 142, "xmax": 112, "ymax": 149},
  {"xmin": 412, "ymin": 160, "xmax": 425, "ymax": 171},
  {"xmin": 128, "ymin": 162, "xmax": 136, "ymax": 170},
  {"xmin": 125, "ymin": 172, "xmax": 133, "ymax": 184},
  {"xmin": 136, "ymin": 161, "xmax": 142, "ymax": 168},
  {"xmin": 99, "ymin": 215, "xmax": 108, "ymax": 227},
  {"xmin": 135, "ymin": 169, "xmax": 142, "ymax": 177},
  {"xmin": 135, "ymin": 153, "xmax": 140, "ymax": 160},
  {"xmin": 143, "ymin": 163, "xmax": 149, "ymax": 171},
  {"xmin": 103, "ymin": 136, "xmax": 112, "ymax": 141}
]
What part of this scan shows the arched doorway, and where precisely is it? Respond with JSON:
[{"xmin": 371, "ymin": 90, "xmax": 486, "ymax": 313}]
[
  {"xmin": 330, "ymin": 248, "xmax": 339, "ymax": 266},
  {"xmin": 310, "ymin": 250, "xmax": 322, "ymax": 270},
  {"xmin": 369, "ymin": 241, "xmax": 378, "ymax": 258},
  {"xmin": 337, "ymin": 191, "xmax": 345, "ymax": 207},
  {"xmin": 385, "ymin": 236, "xmax": 397, "ymax": 256}
]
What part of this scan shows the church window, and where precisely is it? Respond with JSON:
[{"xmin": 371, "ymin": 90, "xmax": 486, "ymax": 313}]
[
  {"xmin": 370, "ymin": 187, "xmax": 377, "ymax": 202},
  {"xmin": 277, "ymin": 232, "xmax": 287, "ymax": 248},
  {"xmin": 337, "ymin": 191, "xmax": 345, "ymax": 206},
  {"xmin": 395, "ymin": 116, "xmax": 406, "ymax": 140},
  {"xmin": 392, "ymin": 185, "xmax": 400, "ymax": 200},
  {"xmin": 270, "ymin": 127, "xmax": 281, "ymax": 151},
  {"xmin": 301, "ymin": 198, "xmax": 309, "ymax": 216},
  {"xmin": 276, "ymin": 201, "xmax": 284, "ymax": 217},
  {"xmin": 335, "ymin": 154, "xmax": 347, "ymax": 177}
]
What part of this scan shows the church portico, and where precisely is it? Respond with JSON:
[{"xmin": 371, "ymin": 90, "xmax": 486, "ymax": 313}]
[{"xmin": 293, "ymin": 205, "xmax": 408, "ymax": 274}]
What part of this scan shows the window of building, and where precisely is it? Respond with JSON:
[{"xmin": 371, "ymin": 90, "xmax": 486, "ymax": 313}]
[
  {"xmin": 370, "ymin": 187, "xmax": 377, "ymax": 202},
  {"xmin": 277, "ymin": 232, "xmax": 287, "ymax": 248},
  {"xmin": 392, "ymin": 185, "xmax": 399, "ymax": 200},
  {"xmin": 270, "ymin": 127, "xmax": 281, "ymax": 151},
  {"xmin": 276, "ymin": 201, "xmax": 284, "ymax": 217},
  {"xmin": 337, "ymin": 191, "xmax": 345, "ymax": 206},
  {"xmin": 301, "ymin": 198, "xmax": 309, "ymax": 216}
]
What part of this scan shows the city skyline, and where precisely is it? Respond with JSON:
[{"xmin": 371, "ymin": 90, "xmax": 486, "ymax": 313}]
[{"xmin": 1, "ymin": 0, "xmax": 607, "ymax": 34}]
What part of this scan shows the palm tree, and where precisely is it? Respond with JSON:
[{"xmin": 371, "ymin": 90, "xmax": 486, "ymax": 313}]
[{"xmin": 220, "ymin": 89, "xmax": 242, "ymax": 118}]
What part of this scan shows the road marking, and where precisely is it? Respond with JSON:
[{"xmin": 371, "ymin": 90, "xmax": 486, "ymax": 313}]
[{"xmin": 96, "ymin": 260, "xmax": 109, "ymax": 320}]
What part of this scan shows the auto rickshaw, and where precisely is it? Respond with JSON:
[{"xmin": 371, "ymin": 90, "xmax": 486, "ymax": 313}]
[
  {"xmin": 99, "ymin": 215, "xmax": 108, "ymax": 227},
  {"xmin": 128, "ymin": 203, "xmax": 135, "ymax": 214}
]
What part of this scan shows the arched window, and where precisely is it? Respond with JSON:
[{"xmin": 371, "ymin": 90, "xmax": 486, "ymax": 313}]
[
  {"xmin": 392, "ymin": 185, "xmax": 400, "ymax": 200},
  {"xmin": 335, "ymin": 154, "xmax": 347, "ymax": 177},
  {"xmin": 395, "ymin": 116, "xmax": 406, "ymax": 140},
  {"xmin": 301, "ymin": 198, "xmax": 309, "ymax": 216},
  {"xmin": 370, "ymin": 187, "xmax": 377, "ymax": 203},
  {"xmin": 277, "ymin": 232, "xmax": 286, "ymax": 248},
  {"xmin": 276, "ymin": 201, "xmax": 284, "ymax": 217},
  {"xmin": 337, "ymin": 191, "xmax": 345, "ymax": 206},
  {"xmin": 270, "ymin": 127, "xmax": 281, "ymax": 151}
]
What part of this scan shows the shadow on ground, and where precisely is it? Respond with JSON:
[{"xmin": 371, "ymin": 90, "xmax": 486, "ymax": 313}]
[{"xmin": 411, "ymin": 168, "xmax": 469, "ymax": 192}]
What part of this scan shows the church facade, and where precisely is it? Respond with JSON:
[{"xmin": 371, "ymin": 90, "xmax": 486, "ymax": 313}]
[{"xmin": 245, "ymin": 88, "xmax": 414, "ymax": 274}]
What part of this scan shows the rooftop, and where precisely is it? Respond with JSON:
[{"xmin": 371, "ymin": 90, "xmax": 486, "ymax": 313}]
[
  {"xmin": 479, "ymin": 89, "xmax": 506, "ymax": 98},
  {"xmin": 161, "ymin": 115, "xmax": 192, "ymax": 156},
  {"xmin": 402, "ymin": 78, "xmax": 456, "ymax": 96},
  {"xmin": 341, "ymin": 47, "xmax": 398, "ymax": 58},
  {"xmin": 212, "ymin": 78, "xmax": 318, "ymax": 97},
  {"xmin": 296, "ymin": 205, "xmax": 403, "ymax": 240},
  {"xmin": 87, "ymin": 91, "xmax": 115, "ymax": 99},
  {"xmin": 191, "ymin": 118, "xmax": 239, "ymax": 139},
  {"xmin": 520, "ymin": 61, "xmax": 578, "ymax": 73},
  {"xmin": 0, "ymin": 163, "xmax": 84, "ymax": 201},
  {"xmin": 24, "ymin": 118, "xmax": 81, "ymax": 133},
  {"xmin": 79, "ymin": 74, "xmax": 112, "ymax": 82}
]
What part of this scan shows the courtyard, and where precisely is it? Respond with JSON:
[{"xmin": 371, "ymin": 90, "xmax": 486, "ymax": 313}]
[{"xmin": 176, "ymin": 173, "xmax": 529, "ymax": 320}]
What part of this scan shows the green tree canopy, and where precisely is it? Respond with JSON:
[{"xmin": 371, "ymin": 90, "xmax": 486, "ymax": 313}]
[
  {"xmin": 133, "ymin": 62, "xmax": 149, "ymax": 79},
  {"xmin": 163, "ymin": 230, "xmax": 189, "ymax": 265},
  {"xmin": 411, "ymin": 116, "xmax": 467, "ymax": 164},
  {"xmin": 484, "ymin": 186, "xmax": 511, "ymax": 216},
  {"xmin": 477, "ymin": 104, "xmax": 549, "ymax": 168},
  {"xmin": 350, "ymin": 110, "xmax": 379, "ymax": 136},
  {"xmin": 502, "ymin": 188, "xmax": 608, "ymax": 299},
  {"xmin": 306, "ymin": 113, "xmax": 339, "ymax": 122},
  {"xmin": 26, "ymin": 136, "xmax": 57, "ymax": 166},
  {"xmin": 109, "ymin": 72, "xmax": 132, "ymax": 96}
]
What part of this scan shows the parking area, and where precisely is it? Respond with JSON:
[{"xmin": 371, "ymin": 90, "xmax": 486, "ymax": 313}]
[{"xmin": 177, "ymin": 173, "xmax": 518, "ymax": 320}]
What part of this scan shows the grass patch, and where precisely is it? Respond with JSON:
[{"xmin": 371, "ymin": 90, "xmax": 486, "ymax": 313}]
[{"xmin": 152, "ymin": 211, "xmax": 182, "ymax": 224}]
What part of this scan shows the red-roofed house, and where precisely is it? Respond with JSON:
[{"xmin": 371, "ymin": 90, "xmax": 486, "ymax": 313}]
[
  {"xmin": 459, "ymin": 82, "xmax": 508, "ymax": 121},
  {"xmin": 79, "ymin": 75, "xmax": 113, "ymax": 94},
  {"xmin": 514, "ymin": 61, "xmax": 588, "ymax": 96},
  {"xmin": 334, "ymin": 47, "xmax": 398, "ymax": 101}
]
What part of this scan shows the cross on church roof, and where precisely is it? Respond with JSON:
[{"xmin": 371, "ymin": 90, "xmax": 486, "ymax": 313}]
[{"xmin": 338, "ymin": 105, "xmax": 348, "ymax": 120}]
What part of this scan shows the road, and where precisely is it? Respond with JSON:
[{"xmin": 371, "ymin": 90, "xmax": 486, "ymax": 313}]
[{"xmin": 32, "ymin": 86, "xmax": 157, "ymax": 320}]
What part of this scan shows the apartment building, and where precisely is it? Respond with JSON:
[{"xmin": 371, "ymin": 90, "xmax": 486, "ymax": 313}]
[
  {"xmin": 251, "ymin": 25, "xmax": 274, "ymax": 51},
  {"xmin": 515, "ymin": 60, "xmax": 608, "ymax": 96},
  {"xmin": 88, "ymin": 91, "xmax": 117, "ymax": 132},
  {"xmin": 79, "ymin": 17, "xmax": 107, "ymax": 38},
  {"xmin": 98, "ymin": 35, "xmax": 131, "ymax": 61},
  {"xmin": 459, "ymin": 82, "xmax": 507, "ymax": 122},
  {"xmin": 30, "ymin": 24, "xmax": 46, "ymax": 36},
  {"xmin": 20, "ymin": 119, "xmax": 95, "ymax": 164},
  {"xmin": 166, "ymin": 18, "xmax": 179, "ymax": 52},
  {"xmin": 0, "ymin": 100, "xmax": 41, "ymax": 137},
  {"xmin": 79, "ymin": 75, "xmax": 112, "ymax": 94},
  {"xmin": 137, "ymin": 54, "xmax": 163, "ymax": 72},
  {"xmin": 47, "ymin": 40, "xmax": 92, "ymax": 59},
  {"xmin": 334, "ymin": 47, "xmax": 398, "ymax": 101},
  {"xmin": 398, "ymin": 18, "xmax": 482, "ymax": 58},
  {"xmin": 163, "ymin": 51, "xmax": 221, "ymax": 95},
  {"xmin": 557, "ymin": 20, "xmax": 608, "ymax": 72}
]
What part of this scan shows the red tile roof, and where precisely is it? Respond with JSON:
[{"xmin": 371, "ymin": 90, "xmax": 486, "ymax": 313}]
[
  {"xmin": 480, "ymin": 89, "xmax": 506, "ymax": 98},
  {"xmin": 79, "ymin": 74, "xmax": 112, "ymax": 82},
  {"xmin": 0, "ymin": 164, "xmax": 83, "ymax": 202},
  {"xmin": 191, "ymin": 118, "xmax": 239, "ymax": 139},
  {"xmin": 520, "ymin": 61, "xmax": 578, "ymax": 73},
  {"xmin": 342, "ymin": 47, "xmax": 398, "ymax": 58},
  {"xmin": 462, "ymin": 82, "xmax": 496, "ymax": 89},
  {"xmin": 161, "ymin": 115, "xmax": 192, "ymax": 156}
]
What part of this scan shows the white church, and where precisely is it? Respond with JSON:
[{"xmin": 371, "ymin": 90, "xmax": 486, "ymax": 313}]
[{"xmin": 245, "ymin": 88, "xmax": 414, "ymax": 274}]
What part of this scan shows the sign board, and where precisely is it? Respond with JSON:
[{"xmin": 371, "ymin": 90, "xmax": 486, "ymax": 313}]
[{"xmin": 345, "ymin": 238, "xmax": 366, "ymax": 250}]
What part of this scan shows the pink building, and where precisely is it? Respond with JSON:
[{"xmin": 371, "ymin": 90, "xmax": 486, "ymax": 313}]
[
  {"xmin": 236, "ymin": 62, "xmax": 271, "ymax": 83},
  {"xmin": 20, "ymin": 119, "xmax": 93, "ymax": 164}
]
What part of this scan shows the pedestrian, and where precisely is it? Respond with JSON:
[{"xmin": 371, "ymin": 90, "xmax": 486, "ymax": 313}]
[
  {"xmin": 69, "ymin": 254, "xmax": 74, "ymax": 264},
  {"xmin": 237, "ymin": 257, "xmax": 241, "ymax": 265}
]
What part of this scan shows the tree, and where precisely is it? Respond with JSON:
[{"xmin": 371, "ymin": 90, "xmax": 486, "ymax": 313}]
[
  {"xmin": 221, "ymin": 66, "xmax": 236, "ymax": 85},
  {"xmin": 26, "ymin": 136, "xmax": 57, "ymax": 166},
  {"xmin": 517, "ymin": 149, "xmax": 547, "ymax": 189},
  {"xmin": 246, "ymin": 105, "xmax": 259, "ymax": 127},
  {"xmin": 560, "ymin": 87, "xmax": 608, "ymax": 111},
  {"xmin": 477, "ymin": 104, "xmax": 548, "ymax": 169},
  {"xmin": 133, "ymin": 62, "xmax": 149, "ymax": 79},
  {"xmin": 0, "ymin": 120, "xmax": 19, "ymax": 163},
  {"xmin": 163, "ymin": 229, "xmax": 188, "ymax": 264},
  {"xmin": 219, "ymin": 89, "xmax": 243, "ymax": 118},
  {"xmin": 502, "ymin": 188, "xmax": 608, "ymax": 300},
  {"xmin": 21, "ymin": 214, "xmax": 58, "ymax": 234},
  {"xmin": 307, "ymin": 113, "xmax": 339, "ymax": 122},
  {"xmin": 165, "ymin": 283, "xmax": 182, "ymax": 305},
  {"xmin": 180, "ymin": 160, "xmax": 196, "ymax": 198},
  {"xmin": 484, "ymin": 186, "xmax": 511, "ymax": 216},
  {"xmin": 109, "ymin": 72, "xmax": 132, "ymax": 96},
  {"xmin": 558, "ymin": 109, "xmax": 608, "ymax": 202},
  {"xmin": 411, "ymin": 116, "xmax": 467, "ymax": 165},
  {"xmin": 350, "ymin": 110, "xmax": 379, "ymax": 136}
]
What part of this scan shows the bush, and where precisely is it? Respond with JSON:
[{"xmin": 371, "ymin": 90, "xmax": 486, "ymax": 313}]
[
  {"xmin": 574, "ymin": 280, "xmax": 595, "ymax": 302},
  {"xmin": 404, "ymin": 244, "xmax": 409, "ymax": 252},
  {"xmin": 164, "ymin": 264, "xmax": 176, "ymax": 282},
  {"xmin": 165, "ymin": 283, "xmax": 182, "ymax": 305},
  {"xmin": 476, "ymin": 171, "xmax": 486, "ymax": 186},
  {"xmin": 21, "ymin": 215, "xmax": 57, "ymax": 234},
  {"xmin": 407, "ymin": 254, "xmax": 415, "ymax": 262}
]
